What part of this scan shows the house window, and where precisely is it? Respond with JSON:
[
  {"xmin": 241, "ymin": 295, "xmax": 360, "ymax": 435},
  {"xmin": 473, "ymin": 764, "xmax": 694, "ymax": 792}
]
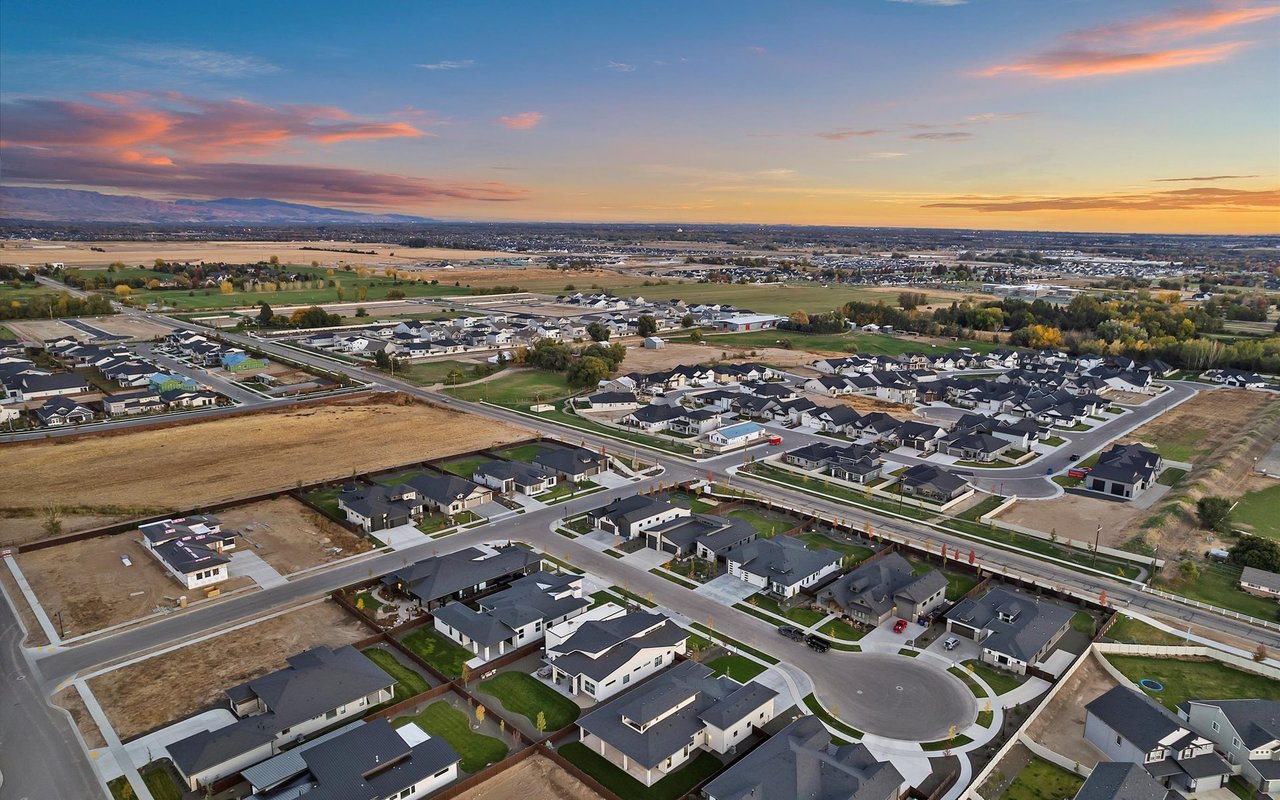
[
  {"xmin": 1232, "ymin": 737, "xmax": 1240, "ymax": 747},
  {"xmin": 654, "ymin": 655, "xmax": 663, "ymax": 667},
  {"xmin": 623, "ymin": 674, "xmax": 631, "ymax": 685},
  {"xmin": 326, "ymin": 708, "xmax": 340, "ymax": 719},
  {"xmin": 1211, "ymin": 721, "xmax": 1220, "ymax": 732}
]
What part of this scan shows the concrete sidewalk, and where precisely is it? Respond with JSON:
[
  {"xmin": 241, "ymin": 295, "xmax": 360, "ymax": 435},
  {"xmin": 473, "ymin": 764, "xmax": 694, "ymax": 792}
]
[
  {"xmin": 74, "ymin": 678, "xmax": 156, "ymax": 800},
  {"xmin": 3, "ymin": 555, "xmax": 62, "ymax": 645}
]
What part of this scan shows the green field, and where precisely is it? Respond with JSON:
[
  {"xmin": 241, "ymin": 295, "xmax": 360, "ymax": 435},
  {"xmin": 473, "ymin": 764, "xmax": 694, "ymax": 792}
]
[
  {"xmin": 395, "ymin": 359, "xmax": 496, "ymax": 387},
  {"xmin": 606, "ymin": 281, "xmax": 972, "ymax": 316},
  {"xmin": 999, "ymin": 757, "xmax": 1084, "ymax": 800},
  {"xmin": 705, "ymin": 654, "xmax": 768, "ymax": 682},
  {"xmin": 477, "ymin": 671, "xmax": 580, "ymax": 732},
  {"xmin": 1104, "ymin": 615, "xmax": 1186, "ymax": 646},
  {"xmin": 1105, "ymin": 654, "xmax": 1280, "ymax": 710},
  {"xmin": 392, "ymin": 701, "xmax": 508, "ymax": 772},
  {"xmin": 669, "ymin": 327, "xmax": 998, "ymax": 356},
  {"xmin": 442, "ymin": 368, "xmax": 576, "ymax": 406},
  {"xmin": 1138, "ymin": 427, "xmax": 1212, "ymax": 462},
  {"xmin": 725, "ymin": 507, "xmax": 795, "ymax": 536},
  {"xmin": 398, "ymin": 629, "xmax": 474, "ymax": 679},
  {"xmin": 558, "ymin": 743, "xmax": 722, "ymax": 800},
  {"xmin": 1233, "ymin": 484, "xmax": 1280, "ymax": 539},
  {"xmin": 1153, "ymin": 563, "xmax": 1278, "ymax": 620}
]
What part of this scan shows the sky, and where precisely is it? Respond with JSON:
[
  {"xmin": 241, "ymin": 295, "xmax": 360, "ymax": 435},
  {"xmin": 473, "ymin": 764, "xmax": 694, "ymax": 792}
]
[{"xmin": 1, "ymin": 0, "xmax": 1278, "ymax": 234}]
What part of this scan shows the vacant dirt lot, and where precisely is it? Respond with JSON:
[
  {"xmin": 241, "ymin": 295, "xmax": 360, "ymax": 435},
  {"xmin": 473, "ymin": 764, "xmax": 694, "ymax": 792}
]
[
  {"xmin": 1000, "ymin": 493, "xmax": 1152, "ymax": 549},
  {"xmin": 451, "ymin": 754, "xmax": 602, "ymax": 800},
  {"xmin": 53, "ymin": 684, "xmax": 108, "ymax": 749},
  {"xmin": 621, "ymin": 341, "xmax": 823, "ymax": 373},
  {"xmin": 16, "ymin": 535, "xmax": 256, "ymax": 635},
  {"xmin": 88, "ymin": 600, "xmax": 370, "ymax": 741},
  {"xmin": 1025, "ymin": 652, "xmax": 1119, "ymax": 768},
  {"xmin": 218, "ymin": 497, "xmax": 372, "ymax": 574},
  {"xmin": 4, "ymin": 315, "xmax": 169, "ymax": 343},
  {"xmin": 1121, "ymin": 389, "xmax": 1275, "ymax": 462},
  {"xmin": 0, "ymin": 394, "xmax": 530, "ymax": 546}
]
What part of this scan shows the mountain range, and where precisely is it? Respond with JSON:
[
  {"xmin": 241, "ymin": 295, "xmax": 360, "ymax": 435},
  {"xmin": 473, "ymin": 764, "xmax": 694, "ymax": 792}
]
[{"xmin": 0, "ymin": 187, "xmax": 436, "ymax": 224}]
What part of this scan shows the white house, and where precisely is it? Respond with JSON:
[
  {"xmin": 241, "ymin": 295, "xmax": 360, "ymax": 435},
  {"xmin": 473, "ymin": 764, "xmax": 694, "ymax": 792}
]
[
  {"xmin": 138, "ymin": 516, "xmax": 235, "ymax": 591},
  {"xmin": 706, "ymin": 421, "xmax": 766, "ymax": 448},
  {"xmin": 545, "ymin": 608, "xmax": 689, "ymax": 701},
  {"xmin": 432, "ymin": 571, "xmax": 589, "ymax": 664},
  {"xmin": 727, "ymin": 537, "xmax": 842, "ymax": 599}
]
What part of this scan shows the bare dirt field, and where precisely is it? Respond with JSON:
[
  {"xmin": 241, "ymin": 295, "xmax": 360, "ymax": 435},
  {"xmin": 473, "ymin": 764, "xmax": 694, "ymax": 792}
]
[
  {"xmin": 217, "ymin": 497, "xmax": 373, "ymax": 574},
  {"xmin": 15, "ymin": 534, "xmax": 256, "ymax": 635},
  {"xmin": 1105, "ymin": 390, "xmax": 1155, "ymax": 406},
  {"xmin": 53, "ymin": 684, "xmax": 108, "ymax": 749},
  {"xmin": 1024, "ymin": 652, "xmax": 1118, "ymax": 768},
  {"xmin": 88, "ymin": 599, "xmax": 370, "ymax": 741},
  {"xmin": 2, "ymin": 240, "xmax": 519, "ymax": 269},
  {"xmin": 0, "ymin": 394, "xmax": 531, "ymax": 546},
  {"xmin": 1121, "ymin": 389, "xmax": 1275, "ymax": 462},
  {"xmin": 4, "ymin": 315, "xmax": 169, "ymax": 343},
  {"xmin": 450, "ymin": 754, "xmax": 602, "ymax": 800},
  {"xmin": 999, "ymin": 493, "xmax": 1153, "ymax": 549},
  {"xmin": 620, "ymin": 341, "xmax": 824, "ymax": 373}
]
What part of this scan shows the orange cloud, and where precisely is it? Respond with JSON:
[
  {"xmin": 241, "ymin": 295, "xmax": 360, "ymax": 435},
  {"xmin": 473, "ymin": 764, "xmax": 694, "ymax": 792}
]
[
  {"xmin": 924, "ymin": 186, "xmax": 1280, "ymax": 212},
  {"xmin": 982, "ymin": 3, "xmax": 1277, "ymax": 79},
  {"xmin": 497, "ymin": 111, "xmax": 544, "ymax": 130}
]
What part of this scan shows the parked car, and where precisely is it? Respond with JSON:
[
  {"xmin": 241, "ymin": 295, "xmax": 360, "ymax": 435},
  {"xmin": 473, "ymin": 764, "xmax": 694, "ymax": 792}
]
[
  {"xmin": 943, "ymin": 636, "xmax": 960, "ymax": 651},
  {"xmin": 778, "ymin": 625, "xmax": 806, "ymax": 642},
  {"xmin": 768, "ymin": 435, "xmax": 783, "ymax": 446},
  {"xmin": 892, "ymin": 619, "xmax": 909, "ymax": 634},
  {"xmin": 805, "ymin": 635, "xmax": 830, "ymax": 653},
  {"xmin": 1068, "ymin": 453, "xmax": 1081, "ymax": 461}
]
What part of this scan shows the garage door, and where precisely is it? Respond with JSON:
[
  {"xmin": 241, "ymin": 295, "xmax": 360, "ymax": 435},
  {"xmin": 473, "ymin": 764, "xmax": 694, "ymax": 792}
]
[
  {"xmin": 662, "ymin": 542, "xmax": 678, "ymax": 555},
  {"xmin": 949, "ymin": 622, "xmax": 979, "ymax": 640}
]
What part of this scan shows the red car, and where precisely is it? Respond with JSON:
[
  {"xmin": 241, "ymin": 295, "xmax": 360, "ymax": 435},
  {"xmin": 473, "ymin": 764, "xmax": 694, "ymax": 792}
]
[
  {"xmin": 768, "ymin": 435, "xmax": 783, "ymax": 446},
  {"xmin": 892, "ymin": 619, "xmax": 909, "ymax": 634}
]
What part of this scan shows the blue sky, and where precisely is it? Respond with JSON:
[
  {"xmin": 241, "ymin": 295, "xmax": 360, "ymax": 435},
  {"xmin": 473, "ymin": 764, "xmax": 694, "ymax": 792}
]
[{"xmin": 2, "ymin": 0, "xmax": 1277, "ymax": 231}]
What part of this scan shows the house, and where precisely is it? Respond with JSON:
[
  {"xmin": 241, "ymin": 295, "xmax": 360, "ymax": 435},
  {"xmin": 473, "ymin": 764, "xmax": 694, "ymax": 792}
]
[
  {"xmin": 817, "ymin": 553, "xmax": 948, "ymax": 626},
  {"xmin": 1205, "ymin": 368, "xmax": 1267, "ymax": 388},
  {"xmin": 1177, "ymin": 698, "xmax": 1280, "ymax": 794},
  {"xmin": 471, "ymin": 460, "xmax": 557, "ymax": 495},
  {"xmin": 102, "ymin": 389, "xmax": 166, "ymax": 417},
  {"xmin": 160, "ymin": 388, "xmax": 220, "ymax": 408},
  {"xmin": 167, "ymin": 646, "xmax": 396, "ymax": 790},
  {"xmin": 1084, "ymin": 686, "xmax": 1231, "ymax": 795},
  {"xmin": 728, "ymin": 537, "xmax": 843, "ymax": 599},
  {"xmin": 338, "ymin": 483, "xmax": 424, "ymax": 532},
  {"xmin": 381, "ymin": 545, "xmax": 541, "ymax": 609},
  {"xmin": 1071, "ymin": 762, "xmax": 1173, "ymax": 800},
  {"xmin": 240, "ymin": 718, "xmax": 461, "ymax": 800},
  {"xmin": 17, "ymin": 371, "xmax": 89, "ymax": 401},
  {"xmin": 33, "ymin": 396, "xmax": 95, "ymax": 426},
  {"xmin": 943, "ymin": 432, "xmax": 1013, "ymax": 462},
  {"xmin": 1085, "ymin": 443, "xmax": 1163, "ymax": 500},
  {"xmin": 589, "ymin": 495, "xmax": 690, "ymax": 540},
  {"xmin": 644, "ymin": 513, "xmax": 758, "ymax": 558},
  {"xmin": 811, "ymin": 405, "xmax": 863, "ymax": 434},
  {"xmin": 220, "ymin": 351, "xmax": 268, "ymax": 372},
  {"xmin": 533, "ymin": 445, "xmax": 606, "ymax": 482},
  {"xmin": 150, "ymin": 372, "xmax": 201, "ymax": 393},
  {"xmin": 620, "ymin": 403, "xmax": 686, "ymax": 431},
  {"xmin": 703, "ymin": 715, "xmax": 904, "ymax": 800},
  {"xmin": 944, "ymin": 588, "xmax": 1073, "ymax": 674},
  {"xmin": 1239, "ymin": 566, "xmax": 1280, "ymax": 598},
  {"xmin": 432, "ymin": 571, "xmax": 589, "ymax": 663},
  {"xmin": 406, "ymin": 472, "xmax": 491, "ymax": 515},
  {"xmin": 714, "ymin": 313, "xmax": 784, "ymax": 332},
  {"xmin": 139, "ymin": 515, "xmax": 236, "ymax": 590},
  {"xmin": 575, "ymin": 660, "xmax": 779, "ymax": 787},
  {"xmin": 899, "ymin": 464, "xmax": 972, "ymax": 503},
  {"xmin": 586, "ymin": 390, "xmax": 639, "ymax": 412},
  {"xmin": 707, "ymin": 421, "xmax": 767, "ymax": 448},
  {"xmin": 894, "ymin": 421, "xmax": 948, "ymax": 453},
  {"xmin": 545, "ymin": 610, "xmax": 689, "ymax": 701}
]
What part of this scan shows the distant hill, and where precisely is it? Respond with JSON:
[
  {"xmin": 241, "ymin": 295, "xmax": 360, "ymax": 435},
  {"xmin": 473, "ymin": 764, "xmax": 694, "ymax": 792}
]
[{"xmin": 0, "ymin": 187, "xmax": 436, "ymax": 224}]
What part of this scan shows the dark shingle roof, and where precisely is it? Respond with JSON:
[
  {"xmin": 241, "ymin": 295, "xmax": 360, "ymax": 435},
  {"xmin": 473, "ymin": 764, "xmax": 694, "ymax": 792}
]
[{"xmin": 1072, "ymin": 762, "xmax": 1170, "ymax": 800}]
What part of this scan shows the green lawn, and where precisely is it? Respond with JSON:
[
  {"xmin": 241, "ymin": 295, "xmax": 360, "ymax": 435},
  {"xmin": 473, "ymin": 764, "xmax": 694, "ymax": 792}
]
[
  {"xmin": 905, "ymin": 556, "xmax": 981, "ymax": 600},
  {"xmin": 354, "ymin": 590, "xmax": 385, "ymax": 615},
  {"xmin": 106, "ymin": 763, "xmax": 183, "ymax": 800},
  {"xmin": 395, "ymin": 359, "xmax": 494, "ymax": 387},
  {"xmin": 303, "ymin": 488, "xmax": 344, "ymax": 521},
  {"xmin": 439, "ymin": 454, "xmax": 491, "ymax": 478},
  {"xmin": 443, "ymin": 368, "xmax": 576, "ymax": 406},
  {"xmin": 1105, "ymin": 655, "xmax": 1280, "ymax": 711},
  {"xmin": 744, "ymin": 463, "xmax": 936, "ymax": 520},
  {"xmin": 496, "ymin": 443, "xmax": 548, "ymax": 462},
  {"xmin": 1071, "ymin": 610, "xmax": 1097, "ymax": 636},
  {"xmin": 1105, "ymin": 615, "xmax": 1185, "ymax": 646},
  {"xmin": 667, "ymin": 491, "xmax": 718, "ymax": 513},
  {"xmin": 962, "ymin": 661, "xmax": 1023, "ymax": 696},
  {"xmin": 744, "ymin": 593, "xmax": 827, "ymax": 627},
  {"xmin": 706, "ymin": 654, "xmax": 768, "ymax": 682},
  {"xmin": 1139, "ymin": 427, "xmax": 1212, "ymax": 462},
  {"xmin": 957, "ymin": 496, "xmax": 1007, "ymax": 521},
  {"xmin": 392, "ymin": 701, "xmax": 508, "ymax": 772},
  {"xmin": 1233, "ymin": 484, "xmax": 1280, "ymax": 539},
  {"xmin": 0, "ymin": 324, "xmax": 17, "ymax": 341},
  {"xmin": 477, "ymin": 671, "xmax": 579, "ymax": 732},
  {"xmin": 558, "ymin": 742, "xmax": 723, "ymax": 800},
  {"xmin": 940, "ymin": 518, "xmax": 1141, "ymax": 581},
  {"xmin": 612, "ymin": 281, "xmax": 964, "ymax": 316},
  {"xmin": 1153, "ymin": 563, "xmax": 1279, "ymax": 620},
  {"xmin": 590, "ymin": 589, "xmax": 625, "ymax": 607},
  {"xmin": 999, "ymin": 757, "xmax": 1083, "ymax": 800},
  {"xmin": 375, "ymin": 468, "xmax": 427, "ymax": 485},
  {"xmin": 363, "ymin": 648, "xmax": 431, "ymax": 703},
  {"xmin": 726, "ymin": 508, "xmax": 795, "ymax": 537},
  {"xmin": 815, "ymin": 617, "xmax": 865, "ymax": 641},
  {"xmin": 793, "ymin": 532, "xmax": 874, "ymax": 561},
  {"xmin": 1157, "ymin": 467, "xmax": 1188, "ymax": 487},
  {"xmin": 399, "ymin": 628, "xmax": 474, "ymax": 678},
  {"xmin": 802, "ymin": 693, "xmax": 863, "ymax": 738}
]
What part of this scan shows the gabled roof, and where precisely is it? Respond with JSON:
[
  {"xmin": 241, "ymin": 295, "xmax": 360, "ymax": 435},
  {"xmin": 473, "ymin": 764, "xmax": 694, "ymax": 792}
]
[
  {"xmin": 819, "ymin": 553, "xmax": 947, "ymax": 617},
  {"xmin": 550, "ymin": 613, "xmax": 689, "ymax": 682},
  {"xmin": 901, "ymin": 464, "xmax": 969, "ymax": 495},
  {"xmin": 1087, "ymin": 686, "xmax": 1188, "ymax": 751},
  {"xmin": 1072, "ymin": 762, "xmax": 1171, "ymax": 800},
  {"xmin": 946, "ymin": 587, "xmax": 1074, "ymax": 663},
  {"xmin": 382, "ymin": 545, "xmax": 540, "ymax": 604},
  {"xmin": 407, "ymin": 472, "xmax": 486, "ymax": 505},
  {"xmin": 1179, "ymin": 699, "xmax": 1280, "ymax": 749},
  {"xmin": 1091, "ymin": 443, "xmax": 1161, "ymax": 485},
  {"xmin": 732, "ymin": 536, "xmax": 841, "ymax": 586}
]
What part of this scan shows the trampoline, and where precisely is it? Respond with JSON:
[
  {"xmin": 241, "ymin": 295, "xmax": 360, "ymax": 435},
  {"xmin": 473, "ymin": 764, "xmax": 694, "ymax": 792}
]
[{"xmin": 1138, "ymin": 678, "xmax": 1164, "ymax": 692}]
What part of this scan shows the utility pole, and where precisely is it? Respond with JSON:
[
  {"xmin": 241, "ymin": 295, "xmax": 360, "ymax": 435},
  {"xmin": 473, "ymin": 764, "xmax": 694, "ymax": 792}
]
[{"xmin": 1092, "ymin": 523, "xmax": 1102, "ymax": 567}]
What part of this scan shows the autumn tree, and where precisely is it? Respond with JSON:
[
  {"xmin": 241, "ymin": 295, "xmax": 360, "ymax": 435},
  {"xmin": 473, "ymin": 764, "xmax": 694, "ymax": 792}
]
[{"xmin": 114, "ymin": 284, "xmax": 132, "ymax": 298}]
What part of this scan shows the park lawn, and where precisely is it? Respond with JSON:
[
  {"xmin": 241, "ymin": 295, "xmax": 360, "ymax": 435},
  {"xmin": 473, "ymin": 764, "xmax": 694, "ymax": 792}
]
[
  {"xmin": 1232, "ymin": 484, "xmax": 1280, "ymax": 539},
  {"xmin": 1153, "ymin": 564, "xmax": 1279, "ymax": 620},
  {"xmin": 706, "ymin": 654, "xmax": 768, "ymax": 683},
  {"xmin": 963, "ymin": 661, "xmax": 1022, "ymax": 696},
  {"xmin": 477, "ymin": 672, "xmax": 579, "ymax": 732},
  {"xmin": 443, "ymin": 368, "xmax": 576, "ymax": 407},
  {"xmin": 793, "ymin": 532, "xmax": 874, "ymax": 561},
  {"xmin": 1104, "ymin": 655, "xmax": 1280, "ymax": 711},
  {"xmin": 106, "ymin": 763, "xmax": 183, "ymax": 800},
  {"xmin": 1105, "ymin": 615, "xmax": 1185, "ymax": 646},
  {"xmin": 363, "ymin": 648, "xmax": 431, "ymax": 703},
  {"xmin": 395, "ymin": 359, "xmax": 486, "ymax": 387},
  {"xmin": 392, "ymin": 701, "xmax": 508, "ymax": 773},
  {"xmin": 726, "ymin": 507, "xmax": 795, "ymax": 537},
  {"xmin": 558, "ymin": 742, "xmax": 723, "ymax": 800},
  {"xmin": 1000, "ymin": 757, "xmax": 1084, "ymax": 800},
  {"xmin": 399, "ymin": 629, "xmax": 473, "ymax": 679},
  {"xmin": 439, "ymin": 454, "xmax": 491, "ymax": 478},
  {"xmin": 495, "ymin": 443, "xmax": 548, "ymax": 462}
]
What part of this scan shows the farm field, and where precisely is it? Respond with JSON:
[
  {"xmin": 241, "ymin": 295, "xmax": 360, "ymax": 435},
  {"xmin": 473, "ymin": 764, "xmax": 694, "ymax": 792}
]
[
  {"xmin": 1232, "ymin": 482, "xmax": 1280, "ymax": 539},
  {"xmin": 5, "ymin": 240, "xmax": 520, "ymax": 268},
  {"xmin": 0, "ymin": 394, "xmax": 530, "ymax": 546},
  {"xmin": 603, "ymin": 281, "xmax": 987, "ymax": 316},
  {"xmin": 85, "ymin": 600, "xmax": 368, "ymax": 740},
  {"xmin": 1122, "ymin": 389, "xmax": 1273, "ymax": 463},
  {"xmin": 124, "ymin": 270, "xmax": 463, "ymax": 310}
]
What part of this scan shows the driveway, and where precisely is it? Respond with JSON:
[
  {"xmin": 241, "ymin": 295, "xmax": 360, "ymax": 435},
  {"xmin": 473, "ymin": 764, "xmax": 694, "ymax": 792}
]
[
  {"xmin": 228, "ymin": 551, "xmax": 287, "ymax": 589},
  {"xmin": 858, "ymin": 617, "xmax": 929, "ymax": 651},
  {"xmin": 694, "ymin": 573, "xmax": 759, "ymax": 605},
  {"xmin": 379, "ymin": 523, "xmax": 430, "ymax": 551}
]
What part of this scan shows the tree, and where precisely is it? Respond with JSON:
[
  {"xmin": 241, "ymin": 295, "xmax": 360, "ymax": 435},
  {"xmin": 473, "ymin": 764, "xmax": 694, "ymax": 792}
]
[
  {"xmin": 257, "ymin": 302, "xmax": 273, "ymax": 326},
  {"xmin": 1196, "ymin": 496, "xmax": 1232, "ymax": 533},
  {"xmin": 586, "ymin": 321, "xmax": 610, "ymax": 342},
  {"xmin": 567, "ymin": 355, "xmax": 611, "ymax": 387},
  {"xmin": 356, "ymin": 285, "xmax": 369, "ymax": 302},
  {"xmin": 445, "ymin": 369, "xmax": 465, "ymax": 385},
  {"xmin": 898, "ymin": 291, "xmax": 927, "ymax": 311},
  {"xmin": 289, "ymin": 306, "xmax": 342, "ymax": 328},
  {"xmin": 354, "ymin": 307, "xmax": 369, "ymax": 317},
  {"xmin": 689, "ymin": 329, "xmax": 704, "ymax": 343},
  {"xmin": 1255, "ymin": 644, "xmax": 1269, "ymax": 663},
  {"xmin": 535, "ymin": 710, "xmax": 547, "ymax": 733},
  {"xmin": 1230, "ymin": 535, "xmax": 1280, "ymax": 572},
  {"xmin": 636, "ymin": 315, "xmax": 658, "ymax": 337},
  {"xmin": 268, "ymin": 255, "xmax": 280, "ymax": 266},
  {"xmin": 1176, "ymin": 560, "xmax": 1200, "ymax": 585},
  {"xmin": 788, "ymin": 310, "xmax": 810, "ymax": 327},
  {"xmin": 114, "ymin": 284, "xmax": 132, "ymax": 299},
  {"xmin": 374, "ymin": 350, "xmax": 392, "ymax": 370},
  {"xmin": 385, "ymin": 288, "xmax": 406, "ymax": 300},
  {"xmin": 219, "ymin": 281, "xmax": 234, "ymax": 294},
  {"xmin": 42, "ymin": 504, "xmax": 63, "ymax": 539},
  {"xmin": 681, "ymin": 313, "xmax": 695, "ymax": 328}
]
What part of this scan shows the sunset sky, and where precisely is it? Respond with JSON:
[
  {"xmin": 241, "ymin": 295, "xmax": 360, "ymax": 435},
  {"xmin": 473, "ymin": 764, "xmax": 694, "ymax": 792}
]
[{"xmin": 2, "ymin": 1, "xmax": 1277, "ymax": 233}]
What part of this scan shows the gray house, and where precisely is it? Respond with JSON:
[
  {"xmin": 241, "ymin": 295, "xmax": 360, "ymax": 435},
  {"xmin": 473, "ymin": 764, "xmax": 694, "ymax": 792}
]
[
  {"xmin": 703, "ymin": 715, "xmax": 904, "ymax": 800},
  {"xmin": 899, "ymin": 464, "xmax": 971, "ymax": 503},
  {"xmin": 380, "ymin": 545, "xmax": 541, "ymax": 609},
  {"xmin": 944, "ymin": 588, "xmax": 1073, "ymax": 674},
  {"xmin": 588, "ymin": 495, "xmax": 690, "ymax": 540},
  {"xmin": 1085, "ymin": 443, "xmax": 1163, "ymax": 500},
  {"xmin": 533, "ymin": 445, "xmax": 606, "ymax": 482},
  {"xmin": 1084, "ymin": 686, "xmax": 1231, "ymax": 795},
  {"xmin": 1072, "ymin": 762, "xmax": 1172, "ymax": 800},
  {"xmin": 817, "ymin": 553, "xmax": 948, "ymax": 626},
  {"xmin": 1177, "ymin": 698, "xmax": 1280, "ymax": 794}
]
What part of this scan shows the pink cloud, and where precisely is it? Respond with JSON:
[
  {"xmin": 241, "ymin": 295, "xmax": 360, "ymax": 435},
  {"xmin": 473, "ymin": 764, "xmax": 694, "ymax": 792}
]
[
  {"xmin": 925, "ymin": 186, "xmax": 1280, "ymax": 212},
  {"xmin": 497, "ymin": 111, "xmax": 544, "ymax": 130},
  {"xmin": 815, "ymin": 128, "xmax": 882, "ymax": 141}
]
